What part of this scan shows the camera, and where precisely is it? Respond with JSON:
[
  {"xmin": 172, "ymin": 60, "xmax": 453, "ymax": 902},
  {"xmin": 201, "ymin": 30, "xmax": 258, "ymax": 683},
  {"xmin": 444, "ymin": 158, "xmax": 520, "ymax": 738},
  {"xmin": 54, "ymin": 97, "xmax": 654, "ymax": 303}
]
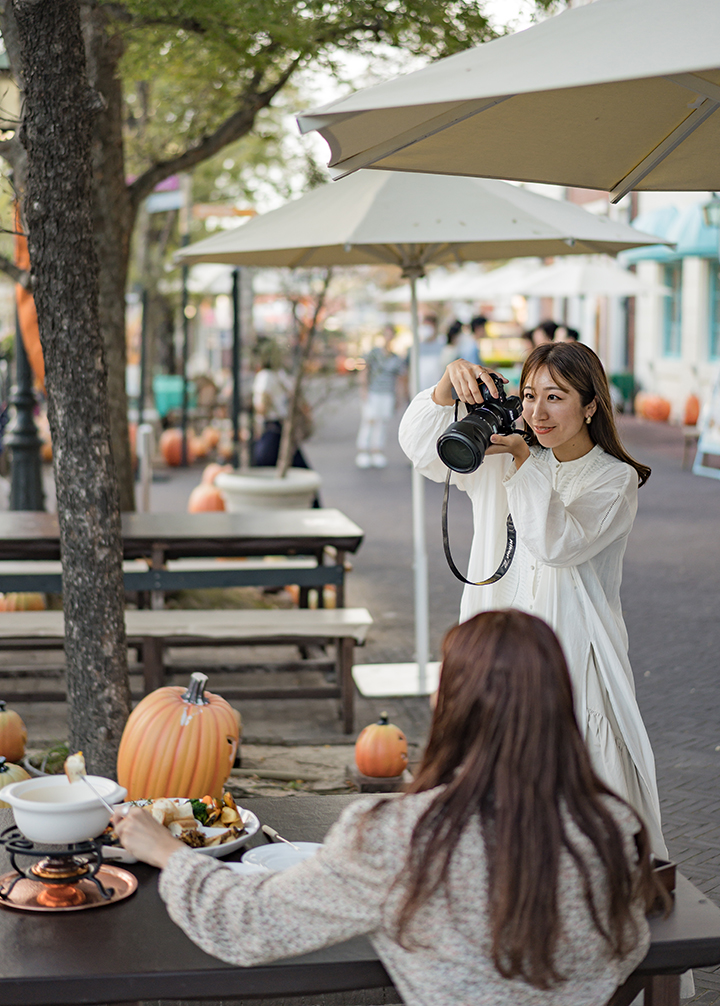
[{"xmin": 436, "ymin": 374, "xmax": 523, "ymax": 473}]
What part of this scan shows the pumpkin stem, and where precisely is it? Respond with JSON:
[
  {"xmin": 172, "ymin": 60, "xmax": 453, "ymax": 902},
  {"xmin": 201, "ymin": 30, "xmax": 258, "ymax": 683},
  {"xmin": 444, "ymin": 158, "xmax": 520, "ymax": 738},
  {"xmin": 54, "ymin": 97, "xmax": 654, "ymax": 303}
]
[
  {"xmin": 378, "ymin": 712, "xmax": 389, "ymax": 725},
  {"xmin": 0, "ymin": 757, "xmax": 7, "ymax": 773},
  {"xmin": 0, "ymin": 701, "xmax": 6, "ymax": 712},
  {"xmin": 182, "ymin": 672, "xmax": 210, "ymax": 705}
]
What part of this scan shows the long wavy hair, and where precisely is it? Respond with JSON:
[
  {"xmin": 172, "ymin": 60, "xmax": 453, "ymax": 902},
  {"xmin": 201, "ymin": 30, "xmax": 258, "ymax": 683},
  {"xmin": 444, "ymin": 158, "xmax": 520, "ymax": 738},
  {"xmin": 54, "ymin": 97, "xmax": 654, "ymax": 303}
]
[
  {"xmin": 385, "ymin": 611, "xmax": 662, "ymax": 988},
  {"xmin": 520, "ymin": 342, "xmax": 651, "ymax": 486}
]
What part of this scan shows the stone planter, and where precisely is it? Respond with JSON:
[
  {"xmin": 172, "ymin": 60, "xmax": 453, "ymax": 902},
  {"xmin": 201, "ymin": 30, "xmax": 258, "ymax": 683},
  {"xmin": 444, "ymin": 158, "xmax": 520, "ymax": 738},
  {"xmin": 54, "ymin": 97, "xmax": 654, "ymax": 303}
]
[{"xmin": 216, "ymin": 467, "xmax": 322, "ymax": 512}]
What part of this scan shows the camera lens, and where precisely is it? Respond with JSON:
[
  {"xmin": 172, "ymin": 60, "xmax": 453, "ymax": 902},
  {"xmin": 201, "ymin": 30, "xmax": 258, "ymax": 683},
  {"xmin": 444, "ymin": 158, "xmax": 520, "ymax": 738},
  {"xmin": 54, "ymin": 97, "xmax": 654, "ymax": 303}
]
[{"xmin": 437, "ymin": 413, "xmax": 495, "ymax": 473}]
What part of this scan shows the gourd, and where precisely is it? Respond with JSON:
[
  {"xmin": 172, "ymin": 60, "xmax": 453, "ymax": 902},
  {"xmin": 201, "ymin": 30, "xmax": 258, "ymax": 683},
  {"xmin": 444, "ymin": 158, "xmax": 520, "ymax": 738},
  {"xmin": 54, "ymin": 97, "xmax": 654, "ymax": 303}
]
[
  {"xmin": 0, "ymin": 592, "xmax": 46, "ymax": 612},
  {"xmin": 187, "ymin": 483, "xmax": 226, "ymax": 513},
  {"xmin": 0, "ymin": 701, "xmax": 27, "ymax": 761},
  {"xmin": 160, "ymin": 428, "xmax": 196, "ymax": 467},
  {"xmin": 117, "ymin": 672, "xmax": 239, "ymax": 800},
  {"xmin": 0, "ymin": 756, "xmax": 30, "ymax": 808},
  {"xmin": 355, "ymin": 712, "xmax": 408, "ymax": 778}
]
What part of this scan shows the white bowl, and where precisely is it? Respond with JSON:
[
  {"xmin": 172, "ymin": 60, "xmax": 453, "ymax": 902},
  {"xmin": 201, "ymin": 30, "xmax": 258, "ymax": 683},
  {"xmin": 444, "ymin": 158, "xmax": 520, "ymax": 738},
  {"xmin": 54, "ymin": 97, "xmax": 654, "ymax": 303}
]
[{"xmin": 2, "ymin": 775, "xmax": 127, "ymax": 845}]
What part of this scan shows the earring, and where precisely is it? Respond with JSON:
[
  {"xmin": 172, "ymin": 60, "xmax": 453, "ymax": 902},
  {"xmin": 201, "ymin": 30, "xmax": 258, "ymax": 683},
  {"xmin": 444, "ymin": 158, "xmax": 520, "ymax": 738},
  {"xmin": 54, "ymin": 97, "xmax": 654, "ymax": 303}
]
[{"xmin": 585, "ymin": 415, "xmax": 592, "ymax": 424}]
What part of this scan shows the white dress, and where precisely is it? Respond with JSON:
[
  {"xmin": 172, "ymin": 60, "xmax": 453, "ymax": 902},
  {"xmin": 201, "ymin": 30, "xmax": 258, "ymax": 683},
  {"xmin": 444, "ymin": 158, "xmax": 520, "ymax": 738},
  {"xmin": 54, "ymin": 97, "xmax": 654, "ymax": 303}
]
[{"xmin": 399, "ymin": 389, "xmax": 666, "ymax": 855}]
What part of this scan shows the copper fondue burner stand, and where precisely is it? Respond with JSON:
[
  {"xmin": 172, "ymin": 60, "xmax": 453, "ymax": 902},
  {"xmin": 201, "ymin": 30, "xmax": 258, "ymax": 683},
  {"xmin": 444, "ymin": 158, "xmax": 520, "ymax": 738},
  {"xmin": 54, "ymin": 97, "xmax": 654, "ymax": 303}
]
[{"xmin": 0, "ymin": 826, "xmax": 136, "ymax": 911}]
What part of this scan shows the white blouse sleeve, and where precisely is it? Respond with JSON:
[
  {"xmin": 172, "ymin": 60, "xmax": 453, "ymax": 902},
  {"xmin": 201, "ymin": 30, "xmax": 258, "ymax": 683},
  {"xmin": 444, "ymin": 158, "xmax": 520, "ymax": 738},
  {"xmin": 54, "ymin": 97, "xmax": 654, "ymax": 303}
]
[
  {"xmin": 502, "ymin": 453, "xmax": 637, "ymax": 568},
  {"xmin": 398, "ymin": 388, "xmax": 457, "ymax": 484}
]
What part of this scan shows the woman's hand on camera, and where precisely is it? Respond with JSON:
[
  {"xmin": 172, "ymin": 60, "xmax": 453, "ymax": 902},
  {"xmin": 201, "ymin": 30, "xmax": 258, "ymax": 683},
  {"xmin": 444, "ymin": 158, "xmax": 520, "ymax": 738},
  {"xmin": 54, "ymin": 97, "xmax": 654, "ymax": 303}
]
[
  {"xmin": 487, "ymin": 432, "xmax": 531, "ymax": 468},
  {"xmin": 432, "ymin": 360, "xmax": 507, "ymax": 407}
]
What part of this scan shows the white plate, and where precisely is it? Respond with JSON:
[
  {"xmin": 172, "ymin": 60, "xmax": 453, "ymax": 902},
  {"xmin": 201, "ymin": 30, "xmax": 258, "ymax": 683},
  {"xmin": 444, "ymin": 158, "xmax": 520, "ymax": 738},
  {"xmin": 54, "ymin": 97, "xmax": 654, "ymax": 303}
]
[
  {"xmin": 241, "ymin": 841, "xmax": 322, "ymax": 873},
  {"xmin": 103, "ymin": 799, "xmax": 260, "ymax": 863}
]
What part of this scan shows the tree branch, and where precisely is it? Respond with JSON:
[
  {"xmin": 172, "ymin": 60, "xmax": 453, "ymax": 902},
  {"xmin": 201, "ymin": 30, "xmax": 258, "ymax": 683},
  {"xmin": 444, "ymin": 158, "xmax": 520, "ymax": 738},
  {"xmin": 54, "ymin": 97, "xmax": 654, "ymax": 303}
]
[{"xmin": 0, "ymin": 253, "xmax": 30, "ymax": 288}]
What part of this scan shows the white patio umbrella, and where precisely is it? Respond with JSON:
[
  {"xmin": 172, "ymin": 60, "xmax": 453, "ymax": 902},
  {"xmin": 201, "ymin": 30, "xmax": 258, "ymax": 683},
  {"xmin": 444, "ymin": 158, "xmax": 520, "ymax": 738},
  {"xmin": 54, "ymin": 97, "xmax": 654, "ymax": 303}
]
[
  {"xmin": 297, "ymin": 0, "xmax": 720, "ymax": 201},
  {"xmin": 381, "ymin": 260, "xmax": 542, "ymax": 304},
  {"xmin": 177, "ymin": 169, "xmax": 664, "ymax": 681},
  {"xmin": 508, "ymin": 259, "xmax": 671, "ymax": 299}
]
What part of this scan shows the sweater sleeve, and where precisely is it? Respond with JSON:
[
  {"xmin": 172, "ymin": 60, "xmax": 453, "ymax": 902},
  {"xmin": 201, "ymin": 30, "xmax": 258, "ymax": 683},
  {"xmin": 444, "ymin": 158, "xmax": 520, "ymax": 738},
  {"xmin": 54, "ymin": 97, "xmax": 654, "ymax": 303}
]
[
  {"xmin": 502, "ymin": 453, "xmax": 637, "ymax": 568},
  {"xmin": 157, "ymin": 799, "xmax": 393, "ymax": 966}
]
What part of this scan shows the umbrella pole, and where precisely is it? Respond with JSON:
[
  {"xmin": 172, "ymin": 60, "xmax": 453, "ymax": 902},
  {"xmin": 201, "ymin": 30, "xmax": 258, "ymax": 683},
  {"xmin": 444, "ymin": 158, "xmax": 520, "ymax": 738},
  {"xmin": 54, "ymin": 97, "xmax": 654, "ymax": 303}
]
[
  {"xmin": 231, "ymin": 268, "xmax": 241, "ymax": 468},
  {"xmin": 408, "ymin": 271, "xmax": 429, "ymax": 688}
]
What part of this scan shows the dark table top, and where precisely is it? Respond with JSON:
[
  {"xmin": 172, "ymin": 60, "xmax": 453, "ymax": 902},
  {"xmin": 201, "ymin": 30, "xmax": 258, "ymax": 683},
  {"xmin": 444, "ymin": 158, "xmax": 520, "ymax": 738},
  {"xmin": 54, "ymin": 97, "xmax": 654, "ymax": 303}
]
[
  {"xmin": 0, "ymin": 796, "xmax": 718, "ymax": 1006},
  {"xmin": 0, "ymin": 510, "xmax": 365, "ymax": 561}
]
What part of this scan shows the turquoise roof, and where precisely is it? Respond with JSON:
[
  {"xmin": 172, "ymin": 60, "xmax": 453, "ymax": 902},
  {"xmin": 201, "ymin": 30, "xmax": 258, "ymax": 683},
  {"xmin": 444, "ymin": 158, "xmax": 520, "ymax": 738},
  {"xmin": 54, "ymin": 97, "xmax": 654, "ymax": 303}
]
[{"xmin": 621, "ymin": 202, "xmax": 719, "ymax": 264}]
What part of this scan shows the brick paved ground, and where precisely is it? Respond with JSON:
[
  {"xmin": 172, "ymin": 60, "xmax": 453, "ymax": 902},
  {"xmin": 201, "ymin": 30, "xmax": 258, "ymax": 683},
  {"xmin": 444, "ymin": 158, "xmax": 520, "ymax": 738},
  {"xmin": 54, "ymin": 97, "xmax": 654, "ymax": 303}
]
[{"xmin": 9, "ymin": 381, "xmax": 720, "ymax": 1002}]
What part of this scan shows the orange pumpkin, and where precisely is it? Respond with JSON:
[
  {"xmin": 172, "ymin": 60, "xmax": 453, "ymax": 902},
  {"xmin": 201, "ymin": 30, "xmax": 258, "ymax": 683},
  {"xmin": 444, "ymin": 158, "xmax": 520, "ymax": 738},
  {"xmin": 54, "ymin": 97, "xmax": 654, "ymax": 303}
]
[
  {"xmin": 202, "ymin": 426, "xmax": 221, "ymax": 451},
  {"xmin": 0, "ymin": 701, "xmax": 27, "ymax": 762},
  {"xmin": 160, "ymin": 428, "xmax": 196, "ymax": 467},
  {"xmin": 0, "ymin": 592, "xmax": 46, "ymax": 612},
  {"xmin": 683, "ymin": 394, "xmax": 700, "ymax": 427},
  {"xmin": 190, "ymin": 433, "xmax": 209, "ymax": 460},
  {"xmin": 640, "ymin": 395, "xmax": 672, "ymax": 423},
  {"xmin": 355, "ymin": 712, "xmax": 408, "ymax": 778},
  {"xmin": 187, "ymin": 483, "xmax": 226, "ymax": 513},
  {"xmin": 201, "ymin": 462, "xmax": 232, "ymax": 485},
  {"xmin": 117, "ymin": 672, "xmax": 239, "ymax": 800}
]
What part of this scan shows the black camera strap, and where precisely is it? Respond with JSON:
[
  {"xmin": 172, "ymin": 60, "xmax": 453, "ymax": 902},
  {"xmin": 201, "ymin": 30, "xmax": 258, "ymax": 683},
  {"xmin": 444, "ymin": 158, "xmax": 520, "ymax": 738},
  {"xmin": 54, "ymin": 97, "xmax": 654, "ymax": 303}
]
[{"xmin": 442, "ymin": 468, "xmax": 517, "ymax": 585}]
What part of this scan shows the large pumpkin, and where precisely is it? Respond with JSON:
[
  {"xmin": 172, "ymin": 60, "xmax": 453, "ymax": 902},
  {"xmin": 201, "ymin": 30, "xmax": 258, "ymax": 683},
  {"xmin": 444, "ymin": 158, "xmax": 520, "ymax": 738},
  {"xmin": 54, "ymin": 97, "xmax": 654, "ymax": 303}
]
[
  {"xmin": 117, "ymin": 673, "xmax": 239, "ymax": 800},
  {"xmin": 355, "ymin": 712, "xmax": 408, "ymax": 778},
  {"xmin": 0, "ymin": 756, "xmax": 30, "ymax": 808},
  {"xmin": 0, "ymin": 701, "xmax": 27, "ymax": 762}
]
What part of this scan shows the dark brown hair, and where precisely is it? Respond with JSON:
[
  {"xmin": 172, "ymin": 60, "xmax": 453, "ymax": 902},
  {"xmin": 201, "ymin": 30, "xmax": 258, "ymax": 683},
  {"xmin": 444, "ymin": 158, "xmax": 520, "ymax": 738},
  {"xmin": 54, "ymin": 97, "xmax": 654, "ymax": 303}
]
[
  {"xmin": 387, "ymin": 610, "xmax": 662, "ymax": 988},
  {"xmin": 520, "ymin": 342, "xmax": 651, "ymax": 486}
]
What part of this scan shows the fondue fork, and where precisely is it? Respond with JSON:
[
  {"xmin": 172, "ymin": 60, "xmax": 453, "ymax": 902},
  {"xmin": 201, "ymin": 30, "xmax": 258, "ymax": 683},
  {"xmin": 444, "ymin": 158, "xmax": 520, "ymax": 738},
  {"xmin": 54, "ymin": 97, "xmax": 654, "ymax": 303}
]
[
  {"xmin": 261, "ymin": 825, "xmax": 300, "ymax": 850},
  {"xmin": 78, "ymin": 776, "xmax": 116, "ymax": 815}
]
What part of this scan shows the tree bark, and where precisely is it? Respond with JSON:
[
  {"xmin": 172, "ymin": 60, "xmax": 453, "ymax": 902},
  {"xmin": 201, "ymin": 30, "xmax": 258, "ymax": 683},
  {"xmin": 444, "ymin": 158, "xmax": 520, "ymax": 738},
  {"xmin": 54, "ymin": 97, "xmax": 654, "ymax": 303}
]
[{"xmin": 13, "ymin": 0, "xmax": 131, "ymax": 776}]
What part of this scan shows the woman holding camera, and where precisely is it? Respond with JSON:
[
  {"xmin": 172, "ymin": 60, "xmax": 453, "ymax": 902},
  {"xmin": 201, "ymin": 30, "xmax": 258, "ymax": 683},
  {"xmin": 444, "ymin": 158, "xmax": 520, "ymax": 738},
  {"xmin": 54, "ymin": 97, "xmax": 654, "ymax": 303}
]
[
  {"xmin": 115, "ymin": 610, "xmax": 660, "ymax": 1006},
  {"xmin": 399, "ymin": 341, "xmax": 665, "ymax": 855}
]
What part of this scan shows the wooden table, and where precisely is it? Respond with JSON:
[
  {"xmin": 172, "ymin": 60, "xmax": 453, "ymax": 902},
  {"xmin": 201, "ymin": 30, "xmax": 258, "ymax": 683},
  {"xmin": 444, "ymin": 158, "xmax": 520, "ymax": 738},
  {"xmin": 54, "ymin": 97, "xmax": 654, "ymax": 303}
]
[
  {"xmin": 0, "ymin": 797, "xmax": 718, "ymax": 1006},
  {"xmin": 0, "ymin": 509, "xmax": 365, "ymax": 606}
]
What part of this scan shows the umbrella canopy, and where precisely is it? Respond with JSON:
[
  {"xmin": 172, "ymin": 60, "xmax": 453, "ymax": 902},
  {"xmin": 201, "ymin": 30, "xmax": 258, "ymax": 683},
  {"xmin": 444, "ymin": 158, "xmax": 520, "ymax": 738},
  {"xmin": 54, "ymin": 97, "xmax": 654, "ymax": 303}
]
[
  {"xmin": 178, "ymin": 172, "xmax": 663, "ymax": 270},
  {"xmin": 176, "ymin": 170, "xmax": 663, "ymax": 681},
  {"xmin": 381, "ymin": 261, "xmax": 542, "ymax": 304},
  {"xmin": 508, "ymin": 259, "xmax": 670, "ymax": 299},
  {"xmin": 297, "ymin": 0, "xmax": 720, "ymax": 201}
]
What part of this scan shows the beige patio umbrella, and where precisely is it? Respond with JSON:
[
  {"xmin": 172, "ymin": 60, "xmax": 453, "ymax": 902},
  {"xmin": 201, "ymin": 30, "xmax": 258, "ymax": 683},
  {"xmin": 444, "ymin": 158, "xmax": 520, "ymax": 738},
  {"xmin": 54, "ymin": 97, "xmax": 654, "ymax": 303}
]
[
  {"xmin": 297, "ymin": 0, "xmax": 720, "ymax": 201},
  {"xmin": 505, "ymin": 258, "xmax": 671, "ymax": 299},
  {"xmin": 177, "ymin": 169, "xmax": 664, "ymax": 681}
]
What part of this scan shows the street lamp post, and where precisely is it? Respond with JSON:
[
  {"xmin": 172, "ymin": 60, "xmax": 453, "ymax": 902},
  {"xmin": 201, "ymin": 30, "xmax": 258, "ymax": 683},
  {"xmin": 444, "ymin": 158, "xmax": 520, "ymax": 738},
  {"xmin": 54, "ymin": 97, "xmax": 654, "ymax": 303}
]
[{"xmin": 7, "ymin": 315, "xmax": 44, "ymax": 511}]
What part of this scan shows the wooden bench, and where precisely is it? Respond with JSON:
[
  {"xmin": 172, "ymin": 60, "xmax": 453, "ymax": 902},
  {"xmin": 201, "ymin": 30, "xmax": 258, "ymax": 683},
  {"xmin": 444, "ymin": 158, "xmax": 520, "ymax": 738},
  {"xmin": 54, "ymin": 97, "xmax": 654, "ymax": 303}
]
[{"xmin": 0, "ymin": 607, "xmax": 373, "ymax": 732}]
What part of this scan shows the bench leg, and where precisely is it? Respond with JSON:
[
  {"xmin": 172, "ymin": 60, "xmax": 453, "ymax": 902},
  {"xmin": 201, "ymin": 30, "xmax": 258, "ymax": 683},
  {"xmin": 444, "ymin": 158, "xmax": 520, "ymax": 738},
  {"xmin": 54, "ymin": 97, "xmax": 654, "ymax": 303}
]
[
  {"xmin": 142, "ymin": 637, "xmax": 164, "ymax": 695},
  {"xmin": 645, "ymin": 975, "xmax": 680, "ymax": 1006},
  {"xmin": 338, "ymin": 637, "xmax": 354, "ymax": 734}
]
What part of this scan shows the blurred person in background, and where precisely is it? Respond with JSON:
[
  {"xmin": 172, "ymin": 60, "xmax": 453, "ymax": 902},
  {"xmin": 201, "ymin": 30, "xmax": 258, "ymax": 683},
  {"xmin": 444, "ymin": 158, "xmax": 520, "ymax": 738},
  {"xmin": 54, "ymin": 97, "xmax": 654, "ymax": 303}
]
[{"xmin": 356, "ymin": 324, "xmax": 407, "ymax": 469}]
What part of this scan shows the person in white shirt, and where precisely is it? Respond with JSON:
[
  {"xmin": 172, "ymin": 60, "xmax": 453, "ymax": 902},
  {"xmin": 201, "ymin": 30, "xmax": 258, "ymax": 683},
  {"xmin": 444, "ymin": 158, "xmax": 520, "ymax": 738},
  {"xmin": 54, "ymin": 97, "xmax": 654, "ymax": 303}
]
[{"xmin": 399, "ymin": 342, "xmax": 666, "ymax": 855}]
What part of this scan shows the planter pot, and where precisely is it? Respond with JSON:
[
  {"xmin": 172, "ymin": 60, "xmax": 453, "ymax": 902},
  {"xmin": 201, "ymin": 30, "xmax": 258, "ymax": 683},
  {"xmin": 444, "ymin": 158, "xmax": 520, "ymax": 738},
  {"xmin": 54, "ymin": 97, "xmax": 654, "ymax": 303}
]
[{"xmin": 216, "ymin": 467, "xmax": 322, "ymax": 512}]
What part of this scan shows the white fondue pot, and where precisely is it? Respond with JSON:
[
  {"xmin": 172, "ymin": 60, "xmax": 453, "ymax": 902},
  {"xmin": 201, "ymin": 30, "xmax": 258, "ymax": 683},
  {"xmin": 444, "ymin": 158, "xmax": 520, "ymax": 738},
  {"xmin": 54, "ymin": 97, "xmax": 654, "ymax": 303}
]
[{"xmin": 2, "ymin": 775, "xmax": 127, "ymax": 844}]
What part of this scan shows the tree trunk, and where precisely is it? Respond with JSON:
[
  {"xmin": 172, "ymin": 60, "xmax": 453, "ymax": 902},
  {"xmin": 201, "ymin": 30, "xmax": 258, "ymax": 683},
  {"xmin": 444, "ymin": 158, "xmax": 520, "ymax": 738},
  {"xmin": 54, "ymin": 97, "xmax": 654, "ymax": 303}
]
[
  {"xmin": 82, "ymin": 4, "xmax": 136, "ymax": 512},
  {"xmin": 13, "ymin": 0, "xmax": 131, "ymax": 776}
]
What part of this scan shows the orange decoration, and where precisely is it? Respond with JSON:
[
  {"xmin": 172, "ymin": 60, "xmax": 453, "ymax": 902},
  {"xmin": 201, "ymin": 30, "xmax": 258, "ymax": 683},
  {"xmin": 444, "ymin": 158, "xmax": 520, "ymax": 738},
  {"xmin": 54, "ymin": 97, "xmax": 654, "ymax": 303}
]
[
  {"xmin": 638, "ymin": 394, "xmax": 672, "ymax": 423},
  {"xmin": 117, "ymin": 672, "xmax": 239, "ymax": 800},
  {"xmin": 683, "ymin": 394, "xmax": 700, "ymax": 427},
  {"xmin": 355, "ymin": 712, "xmax": 408, "ymax": 778},
  {"xmin": 0, "ymin": 702, "xmax": 27, "ymax": 763},
  {"xmin": 202, "ymin": 426, "xmax": 221, "ymax": 450},
  {"xmin": 0, "ymin": 593, "xmax": 46, "ymax": 612},
  {"xmin": 159, "ymin": 428, "xmax": 196, "ymax": 467},
  {"xmin": 187, "ymin": 483, "xmax": 226, "ymax": 513}
]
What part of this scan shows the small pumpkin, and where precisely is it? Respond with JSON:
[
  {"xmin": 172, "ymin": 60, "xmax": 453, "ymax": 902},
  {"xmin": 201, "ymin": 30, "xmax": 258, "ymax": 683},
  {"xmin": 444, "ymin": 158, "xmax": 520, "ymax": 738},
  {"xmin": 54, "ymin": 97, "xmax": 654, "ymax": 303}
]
[
  {"xmin": 160, "ymin": 428, "xmax": 196, "ymax": 467},
  {"xmin": 202, "ymin": 426, "xmax": 221, "ymax": 451},
  {"xmin": 683, "ymin": 394, "xmax": 700, "ymax": 427},
  {"xmin": 638, "ymin": 394, "xmax": 671, "ymax": 423},
  {"xmin": 0, "ymin": 756, "xmax": 30, "ymax": 808},
  {"xmin": 355, "ymin": 712, "xmax": 408, "ymax": 778},
  {"xmin": 0, "ymin": 592, "xmax": 46, "ymax": 612},
  {"xmin": 201, "ymin": 462, "xmax": 232, "ymax": 485},
  {"xmin": 117, "ymin": 672, "xmax": 240, "ymax": 800},
  {"xmin": 0, "ymin": 701, "xmax": 27, "ymax": 762},
  {"xmin": 188, "ymin": 483, "xmax": 226, "ymax": 513}
]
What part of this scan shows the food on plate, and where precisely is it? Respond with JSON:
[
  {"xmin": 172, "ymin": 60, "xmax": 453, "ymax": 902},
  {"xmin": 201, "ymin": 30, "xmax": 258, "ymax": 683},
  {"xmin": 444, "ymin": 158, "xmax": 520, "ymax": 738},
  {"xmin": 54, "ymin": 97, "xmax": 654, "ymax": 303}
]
[
  {"xmin": 64, "ymin": 750, "xmax": 87, "ymax": 784},
  {"xmin": 127, "ymin": 792, "xmax": 247, "ymax": 849}
]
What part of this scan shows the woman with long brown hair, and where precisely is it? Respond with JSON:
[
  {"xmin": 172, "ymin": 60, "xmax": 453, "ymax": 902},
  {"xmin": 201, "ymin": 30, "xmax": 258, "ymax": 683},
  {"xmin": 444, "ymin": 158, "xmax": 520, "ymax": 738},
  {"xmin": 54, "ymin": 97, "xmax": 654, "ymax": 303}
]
[
  {"xmin": 399, "ymin": 341, "xmax": 664, "ymax": 854},
  {"xmin": 114, "ymin": 610, "xmax": 660, "ymax": 1006}
]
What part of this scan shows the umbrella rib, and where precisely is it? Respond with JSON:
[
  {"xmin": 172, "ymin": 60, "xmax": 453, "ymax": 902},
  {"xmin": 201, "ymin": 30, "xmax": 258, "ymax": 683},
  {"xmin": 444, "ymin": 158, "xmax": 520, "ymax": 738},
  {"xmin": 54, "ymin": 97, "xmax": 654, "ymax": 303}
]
[
  {"xmin": 609, "ymin": 98, "xmax": 720, "ymax": 203},
  {"xmin": 326, "ymin": 95, "xmax": 515, "ymax": 178}
]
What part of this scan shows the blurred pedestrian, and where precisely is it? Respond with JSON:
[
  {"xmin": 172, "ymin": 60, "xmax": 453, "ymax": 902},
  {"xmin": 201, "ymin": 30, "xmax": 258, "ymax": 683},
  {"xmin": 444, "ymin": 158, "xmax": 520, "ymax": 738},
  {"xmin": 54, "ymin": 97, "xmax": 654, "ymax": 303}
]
[
  {"xmin": 440, "ymin": 319, "xmax": 464, "ymax": 370},
  {"xmin": 555, "ymin": 325, "xmax": 580, "ymax": 342},
  {"xmin": 356, "ymin": 324, "xmax": 406, "ymax": 469},
  {"xmin": 252, "ymin": 343, "xmax": 312, "ymax": 470}
]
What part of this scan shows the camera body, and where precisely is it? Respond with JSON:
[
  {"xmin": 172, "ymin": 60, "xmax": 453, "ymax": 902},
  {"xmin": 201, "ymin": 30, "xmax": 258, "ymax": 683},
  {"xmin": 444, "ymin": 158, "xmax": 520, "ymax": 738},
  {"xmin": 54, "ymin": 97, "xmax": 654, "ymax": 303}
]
[{"xmin": 436, "ymin": 374, "xmax": 523, "ymax": 473}]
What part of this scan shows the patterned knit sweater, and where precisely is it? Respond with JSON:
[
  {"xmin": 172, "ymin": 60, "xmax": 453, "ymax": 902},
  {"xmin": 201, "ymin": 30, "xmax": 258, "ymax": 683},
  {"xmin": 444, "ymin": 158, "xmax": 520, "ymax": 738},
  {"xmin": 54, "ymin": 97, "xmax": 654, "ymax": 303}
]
[{"xmin": 158, "ymin": 790, "xmax": 650, "ymax": 1006}]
